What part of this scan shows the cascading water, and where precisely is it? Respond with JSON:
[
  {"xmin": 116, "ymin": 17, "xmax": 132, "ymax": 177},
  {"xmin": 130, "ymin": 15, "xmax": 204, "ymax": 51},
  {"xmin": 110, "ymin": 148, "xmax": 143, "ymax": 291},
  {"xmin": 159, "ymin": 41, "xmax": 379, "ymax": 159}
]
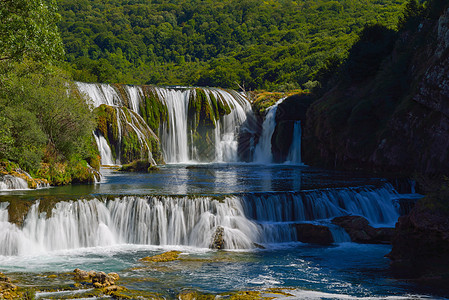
[
  {"xmin": 286, "ymin": 121, "xmax": 302, "ymax": 164},
  {"xmin": 0, "ymin": 175, "xmax": 29, "ymax": 191},
  {"xmin": 253, "ymin": 98, "xmax": 285, "ymax": 163},
  {"xmin": 124, "ymin": 85, "xmax": 142, "ymax": 113},
  {"xmin": 76, "ymin": 82, "xmax": 123, "ymax": 107},
  {"xmin": 155, "ymin": 88, "xmax": 191, "ymax": 163},
  {"xmin": 93, "ymin": 133, "xmax": 115, "ymax": 165},
  {"xmin": 0, "ymin": 183, "xmax": 400, "ymax": 255},
  {"xmin": 76, "ymin": 82, "xmax": 251, "ymax": 164}
]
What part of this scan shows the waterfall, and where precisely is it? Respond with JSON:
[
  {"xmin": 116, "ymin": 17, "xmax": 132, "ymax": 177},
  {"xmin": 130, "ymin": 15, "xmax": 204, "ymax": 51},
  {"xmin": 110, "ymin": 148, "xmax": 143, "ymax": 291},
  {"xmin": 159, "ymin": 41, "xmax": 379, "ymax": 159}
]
[
  {"xmin": 93, "ymin": 133, "xmax": 116, "ymax": 165},
  {"xmin": 0, "ymin": 183, "xmax": 400, "ymax": 255},
  {"xmin": 0, "ymin": 175, "xmax": 28, "ymax": 191},
  {"xmin": 156, "ymin": 88, "xmax": 191, "ymax": 163},
  {"xmin": 0, "ymin": 196, "xmax": 259, "ymax": 255},
  {"xmin": 286, "ymin": 121, "xmax": 302, "ymax": 165},
  {"xmin": 76, "ymin": 82, "xmax": 123, "ymax": 107},
  {"xmin": 213, "ymin": 90, "xmax": 249, "ymax": 162},
  {"xmin": 253, "ymin": 98, "xmax": 285, "ymax": 163},
  {"xmin": 76, "ymin": 83, "xmax": 251, "ymax": 164},
  {"xmin": 243, "ymin": 184, "xmax": 399, "ymax": 226},
  {"xmin": 124, "ymin": 85, "xmax": 142, "ymax": 113}
]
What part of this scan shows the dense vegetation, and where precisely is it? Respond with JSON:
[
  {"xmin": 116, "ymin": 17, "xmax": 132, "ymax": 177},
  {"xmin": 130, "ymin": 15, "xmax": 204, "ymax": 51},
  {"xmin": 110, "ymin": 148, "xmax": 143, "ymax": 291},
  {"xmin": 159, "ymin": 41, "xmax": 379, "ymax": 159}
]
[
  {"xmin": 57, "ymin": 0, "xmax": 407, "ymax": 90},
  {"xmin": 0, "ymin": 0, "xmax": 99, "ymax": 185}
]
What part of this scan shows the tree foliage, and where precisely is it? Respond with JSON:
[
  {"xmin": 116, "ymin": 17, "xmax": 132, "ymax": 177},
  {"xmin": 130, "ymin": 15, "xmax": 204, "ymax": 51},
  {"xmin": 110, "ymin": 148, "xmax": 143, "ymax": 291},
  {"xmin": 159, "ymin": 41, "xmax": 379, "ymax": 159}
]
[
  {"xmin": 0, "ymin": 1, "xmax": 97, "ymax": 181},
  {"xmin": 57, "ymin": 0, "xmax": 407, "ymax": 90},
  {"xmin": 0, "ymin": 62, "xmax": 95, "ymax": 171},
  {"xmin": 0, "ymin": 0, "xmax": 64, "ymax": 62}
]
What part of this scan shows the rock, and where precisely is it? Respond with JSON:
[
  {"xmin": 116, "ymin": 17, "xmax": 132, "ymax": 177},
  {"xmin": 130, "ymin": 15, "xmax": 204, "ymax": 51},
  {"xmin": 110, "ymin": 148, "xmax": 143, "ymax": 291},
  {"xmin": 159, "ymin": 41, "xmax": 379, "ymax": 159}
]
[
  {"xmin": 0, "ymin": 273, "xmax": 18, "ymax": 299},
  {"xmin": 73, "ymin": 269, "xmax": 118, "ymax": 288},
  {"xmin": 103, "ymin": 285, "xmax": 125, "ymax": 295},
  {"xmin": 108, "ymin": 272, "xmax": 120, "ymax": 282},
  {"xmin": 332, "ymin": 216, "xmax": 394, "ymax": 244},
  {"xmin": 388, "ymin": 191, "xmax": 449, "ymax": 279},
  {"xmin": 140, "ymin": 251, "xmax": 182, "ymax": 262},
  {"xmin": 293, "ymin": 223, "xmax": 334, "ymax": 245},
  {"xmin": 92, "ymin": 271, "xmax": 116, "ymax": 288},
  {"xmin": 118, "ymin": 159, "xmax": 159, "ymax": 172},
  {"xmin": 73, "ymin": 268, "xmax": 90, "ymax": 281},
  {"xmin": 210, "ymin": 226, "xmax": 225, "ymax": 249},
  {"xmin": 302, "ymin": 7, "xmax": 449, "ymax": 175}
]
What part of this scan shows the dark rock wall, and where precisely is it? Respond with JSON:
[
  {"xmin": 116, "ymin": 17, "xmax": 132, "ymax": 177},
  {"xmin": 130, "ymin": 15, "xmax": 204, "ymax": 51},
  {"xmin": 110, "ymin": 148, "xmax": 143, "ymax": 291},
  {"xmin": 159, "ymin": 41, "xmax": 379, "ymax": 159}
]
[{"xmin": 303, "ymin": 8, "xmax": 449, "ymax": 175}]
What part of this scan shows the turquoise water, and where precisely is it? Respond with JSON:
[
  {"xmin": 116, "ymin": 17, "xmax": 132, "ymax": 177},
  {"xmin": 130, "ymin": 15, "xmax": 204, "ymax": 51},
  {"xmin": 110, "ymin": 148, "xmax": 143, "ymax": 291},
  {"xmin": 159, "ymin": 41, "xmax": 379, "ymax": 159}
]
[{"xmin": 0, "ymin": 164, "xmax": 444, "ymax": 299}]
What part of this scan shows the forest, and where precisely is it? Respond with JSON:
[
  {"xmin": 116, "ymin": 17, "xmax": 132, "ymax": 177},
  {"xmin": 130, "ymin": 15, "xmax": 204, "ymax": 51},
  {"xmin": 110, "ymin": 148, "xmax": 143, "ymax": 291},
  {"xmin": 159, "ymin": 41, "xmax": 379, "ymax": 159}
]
[
  {"xmin": 0, "ymin": 0, "xmax": 412, "ymax": 183},
  {"xmin": 57, "ymin": 0, "xmax": 407, "ymax": 90}
]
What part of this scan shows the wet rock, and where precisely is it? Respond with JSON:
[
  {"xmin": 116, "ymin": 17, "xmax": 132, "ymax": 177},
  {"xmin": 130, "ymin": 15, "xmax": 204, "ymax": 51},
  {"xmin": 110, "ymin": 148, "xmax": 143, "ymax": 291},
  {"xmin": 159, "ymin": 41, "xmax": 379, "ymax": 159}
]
[
  {"xmin": 332, "ymin": 216, "xmax": 394, "ymax": 244},
  {"xmin": 210, "ymin": 226, "xmax": 225, "ymax": 249},
  {"xmin": 92, "ymin": 271, "xmax": 117, "ymax": 288},
  {"xmin": 103, "ymin": 284, "xmax": 126, "ymax": 295},
  {"xmin": 73, "ymin": 268, "xmax": 90, "ymax": 281},
  {"xmin": 73, "ymin": 269, "xmax": 119, "ymax": 288},
  {"xmin": 118, "ymin": 159, "xmax": 159, "ymax": 172},
  {"xmin": 0, "ymin": 273, "xmax": 18, "ymax": 299},
  {"xmin": 293, "ymin": 223, "xmax": 334, "ymax": 245},
  {"xmin": 140, "ymin": 251, "xmax": 182, "ymax": 262}
]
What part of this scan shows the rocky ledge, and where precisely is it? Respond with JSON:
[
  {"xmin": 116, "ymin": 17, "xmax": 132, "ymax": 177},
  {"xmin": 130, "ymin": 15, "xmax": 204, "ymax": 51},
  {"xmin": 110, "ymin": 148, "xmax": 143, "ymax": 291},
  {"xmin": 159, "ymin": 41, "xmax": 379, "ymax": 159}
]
[
  {"xmin": 332, "ymin": 216, "xmax": 394, "ymax": 244},
  {"xmin": 387, "ymin": 190, "xmax": 449, "ymax": 280}
]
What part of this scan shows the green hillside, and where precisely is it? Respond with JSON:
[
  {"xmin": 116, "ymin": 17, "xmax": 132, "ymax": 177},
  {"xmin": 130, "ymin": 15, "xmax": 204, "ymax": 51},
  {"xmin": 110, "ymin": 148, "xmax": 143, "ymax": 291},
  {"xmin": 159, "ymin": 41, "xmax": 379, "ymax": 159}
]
[{"xmin": 58, "ymin": 0, "xmax": 406, "ymax": 90}]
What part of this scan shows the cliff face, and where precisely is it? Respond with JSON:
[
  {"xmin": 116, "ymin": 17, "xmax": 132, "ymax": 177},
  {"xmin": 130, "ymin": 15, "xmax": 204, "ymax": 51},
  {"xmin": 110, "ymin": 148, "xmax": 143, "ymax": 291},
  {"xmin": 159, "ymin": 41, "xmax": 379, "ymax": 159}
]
[
  {"xmin": 304, "ymin": 7, "xmax": 449, "ymax": 175},
  {"xmin": 388, "ymin": 191, "xmax": 449, "ymax": 279}
]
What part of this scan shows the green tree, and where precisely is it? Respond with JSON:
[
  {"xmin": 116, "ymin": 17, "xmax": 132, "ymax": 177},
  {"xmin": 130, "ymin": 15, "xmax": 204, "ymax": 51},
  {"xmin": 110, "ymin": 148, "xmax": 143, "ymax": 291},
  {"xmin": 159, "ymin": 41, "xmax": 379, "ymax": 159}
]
[{"xmin": 0, "ymin": 0, "xmax": 64, "ymax": 62}]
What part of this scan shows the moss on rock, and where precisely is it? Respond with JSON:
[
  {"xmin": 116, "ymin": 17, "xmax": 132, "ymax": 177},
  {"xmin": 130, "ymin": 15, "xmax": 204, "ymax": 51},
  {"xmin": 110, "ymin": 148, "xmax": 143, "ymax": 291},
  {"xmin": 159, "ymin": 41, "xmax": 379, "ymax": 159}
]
[
  {"xmin": 118, "ymin": 160, "xmax": 160, "ymax": 172},
  {"xmin": 140, "ymin": 251, "xmax": 182, "ymax": 263}
]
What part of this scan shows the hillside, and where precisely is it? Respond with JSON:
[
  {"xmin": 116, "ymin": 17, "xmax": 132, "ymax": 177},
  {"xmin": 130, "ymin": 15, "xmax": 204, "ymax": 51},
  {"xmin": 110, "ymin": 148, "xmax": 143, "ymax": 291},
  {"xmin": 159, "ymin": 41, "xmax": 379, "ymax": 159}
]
[{"xmin": 57, "ymin": 0, "xmax": 406, "ymax": 90}]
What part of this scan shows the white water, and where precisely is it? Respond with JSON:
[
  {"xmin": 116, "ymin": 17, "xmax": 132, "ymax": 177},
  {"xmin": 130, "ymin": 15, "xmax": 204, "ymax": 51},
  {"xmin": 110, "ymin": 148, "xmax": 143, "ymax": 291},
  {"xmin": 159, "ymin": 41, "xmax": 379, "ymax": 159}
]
[
  {"xmin": 0, "ymin": 196, "xmax": 260, "ymax": 255},
  {"xmin": 93, "ymin": 133, "xmax": 115, "ymax": 165},
  {"xmin": 76, "ymin": 82, "xmax": 123, "ymax": 107},
  {"xmin": 76, "ymin": 83, "xmax": 251, "ymax": 164},
  {"xmin": 0, "ymin": 175, "xmax": 29, "ymax": 191},
  {"xmin": 156, "ymin": 88, "xmax": 191, "ymax": 163},
  {"xmin": 212, "ymin": 90, "xmax": 250, "ymax": 162},
  {"xmin": 253, "ymin": 98, "xmax": 285, "ymax": 163},
  {"xmin": 0, "ymin": 184, "xmax": 400, "ymax": 255},
  {"xmin": 286, "ymin": 121, "xmax": 302, "ymax": 164},
  {"xmin": 157, "ymin": 88, "xmax": 251, "ymax": 163},
  {"xmin": 243, "ymin": 184, "xmax": 400, "ymax": 226},
  {"xmin": 124, "ymin": 85, "xmax": 142, "ymax": 113}
]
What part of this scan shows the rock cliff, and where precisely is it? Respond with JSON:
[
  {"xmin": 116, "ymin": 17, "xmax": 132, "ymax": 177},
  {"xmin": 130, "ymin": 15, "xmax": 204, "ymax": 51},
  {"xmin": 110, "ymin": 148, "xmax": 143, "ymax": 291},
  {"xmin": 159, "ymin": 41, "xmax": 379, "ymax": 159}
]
[{"xmin": 304, "ymin": 5, "xmax": 449, "ymax": 176}]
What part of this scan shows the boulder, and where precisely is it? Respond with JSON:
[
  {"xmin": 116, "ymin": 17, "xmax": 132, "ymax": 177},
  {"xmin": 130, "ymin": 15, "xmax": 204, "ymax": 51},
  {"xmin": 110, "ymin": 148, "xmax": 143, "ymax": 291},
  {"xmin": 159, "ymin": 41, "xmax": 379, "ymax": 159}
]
[
  {"xmin": 210, "ymin": 226, "xmax": 225, "ymax": 249},
  {"xmin": 293, "ymin": 223, "xmax": 334, "ymax": 245},
  {"xmin": 73, "ymin": 269, "xmax": 119, "ymax": 288},
  {"xmin": 332, "ymin": 216, "xmax": 394, "ymax": 244},
  {"xmin": 73, "ymin": 268, "xmax": 90, "ymax": 281},
  {"xmin": 388, "ymin": 192, "xmax": 449, "ymax": 279},
  {"xmin": 92, "ymin": 271, "xmax": 117, "ymax": 288}
]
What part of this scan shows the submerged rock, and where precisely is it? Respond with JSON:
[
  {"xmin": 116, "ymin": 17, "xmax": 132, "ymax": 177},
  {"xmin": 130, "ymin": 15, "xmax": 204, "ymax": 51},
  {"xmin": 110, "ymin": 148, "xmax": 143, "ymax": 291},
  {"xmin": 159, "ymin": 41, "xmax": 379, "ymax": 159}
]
[
  {"xmin": 293, "ymin": 223, "xmax": 334, "ymax": 245},
  {"xmin": 140, "ymin": 251, "xmax": 182, "ymax": 263},
  {"xmin": 332, "ymin": 216, "xmax": 394, "ymax": 244}
]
